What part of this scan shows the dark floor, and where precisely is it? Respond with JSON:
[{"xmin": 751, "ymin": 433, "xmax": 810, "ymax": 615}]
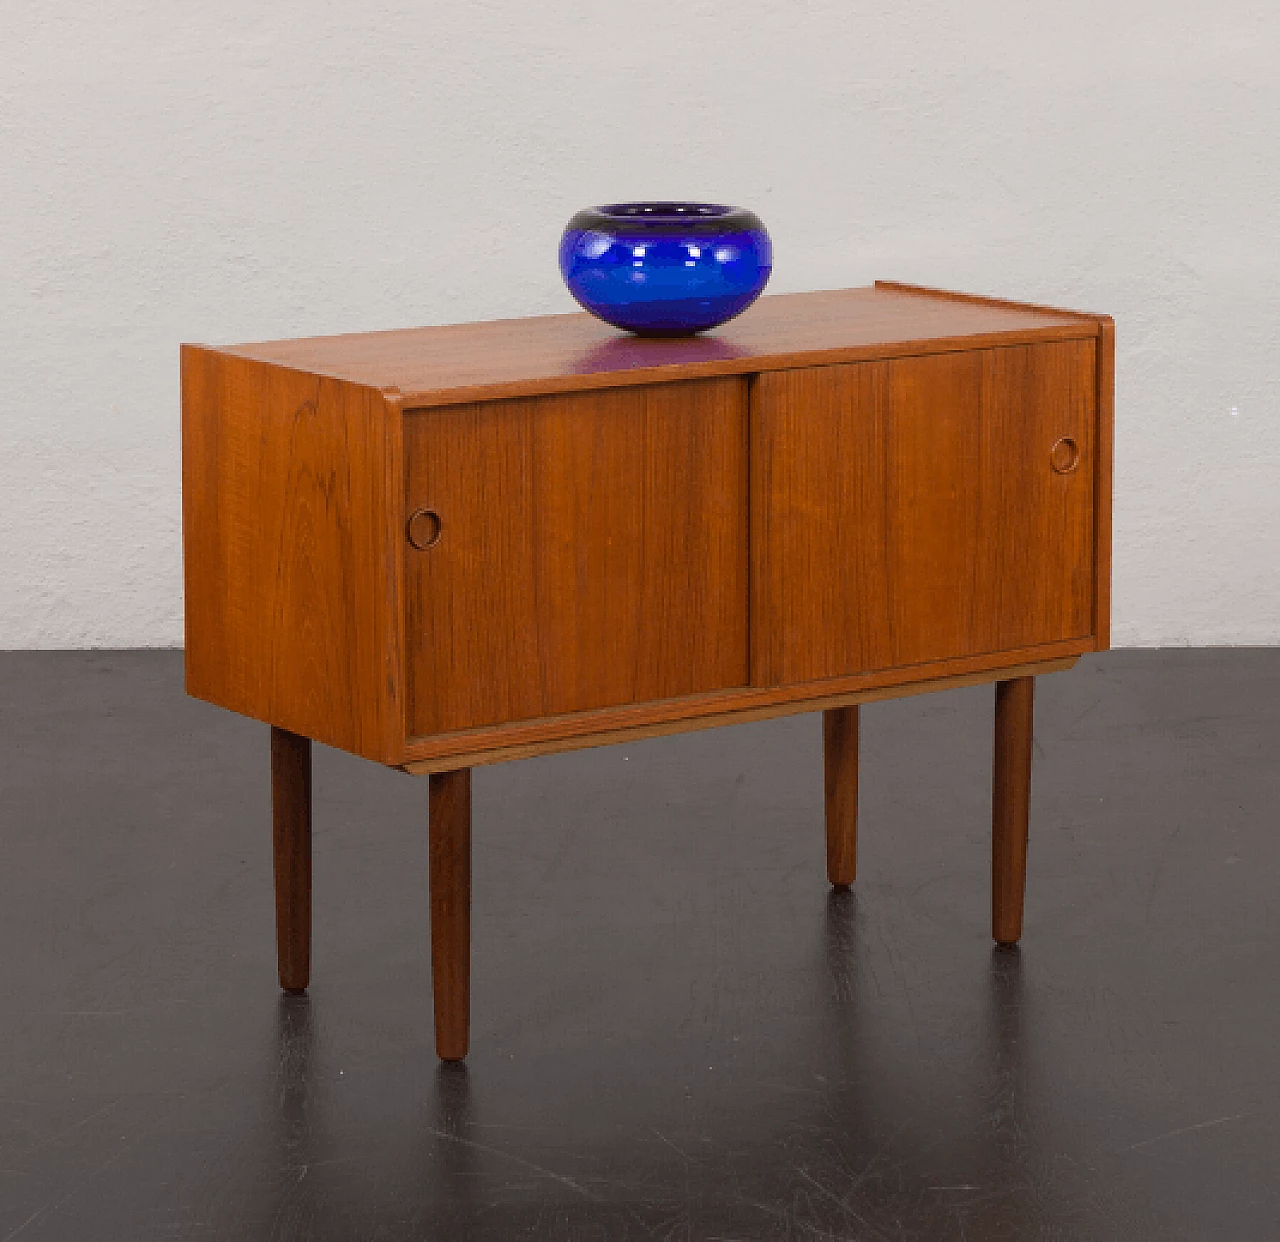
[{"xmin": 0, "ymin": 650, "xmax": 1278, "ymax": 1240}]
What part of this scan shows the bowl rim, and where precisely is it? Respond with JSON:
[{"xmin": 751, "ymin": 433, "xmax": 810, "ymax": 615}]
[
  {"xmin": 597, "ymin": 201, "xmax": 736, "ymax": 221},
  {"xmin": 566, "ymin": 202, "xmax": 767, "ymax": 236}
]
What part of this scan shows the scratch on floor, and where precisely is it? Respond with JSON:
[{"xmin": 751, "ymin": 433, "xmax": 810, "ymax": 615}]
[
  {"xmin": 47, "ymin": 1000, "xmax": 192, "ymax": 1016},
  {"xmin": 835, "ymin": 1120, "xmax": 910, "ymax": 1200},
  {"xmin": 793, "ymin": 1166, "xmax": 891, "ymax": 1242},
  {"xmin": 14, "ymin": 1097, "xmax": 126, "ymax": 1163},
  {"xmin": 651, "ymin": 1128, "xmax": 694, "ymax": 1161},
  {"xmin": 425, "ymin": 1127, "xmax": 596, "ymax": 1199},
  {"xmin": 1, "ymin": 1103, "xmax": 176, "ymax": 1242},
  {"xmin": 464, "ymin": 1120, "xmax": 560, "ymax": 1134},
  {"xmin": 1122, "ymin": 1112, "xmax": 1249, "ymax": 1152},
  {"xmin": 1142, "ymin": 824, "xmax": 1185, "ymax": 924},
  {"xmin": 280, "ymin": 1156, "xmax": 370, "ymax": 1173}
]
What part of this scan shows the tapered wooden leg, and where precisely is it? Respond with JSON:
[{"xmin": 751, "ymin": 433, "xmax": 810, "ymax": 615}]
[
  {"xmin": 992, "ymin": 677, "xmax": 1034, "ymax": 946},
  {"xmin": 823, "ymin": 705, "xmax": 859, "ymax": 890},
  {"xmin": 271, "ymin": 726, "xmax": 312, "ymax": 993},
  {"xmin": 429, "ymin": 768, "xmax": 472, "ymax": 1062}
]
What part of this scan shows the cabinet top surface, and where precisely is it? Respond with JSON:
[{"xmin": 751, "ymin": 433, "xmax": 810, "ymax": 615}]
[{"xmin": 206, "ymin": 282, "xmax": 1104, "ymax": 408}]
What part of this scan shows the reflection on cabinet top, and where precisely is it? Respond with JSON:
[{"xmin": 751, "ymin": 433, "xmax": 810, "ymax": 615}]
[{"xmin": 211, "ymin": 281, "xmax": 1108, "ymax": 410}]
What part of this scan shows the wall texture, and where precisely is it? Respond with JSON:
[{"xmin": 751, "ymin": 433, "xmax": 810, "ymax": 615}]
[{"xmin": 3, "ymin": 2, "xmax": 1277, "ymax": 648}]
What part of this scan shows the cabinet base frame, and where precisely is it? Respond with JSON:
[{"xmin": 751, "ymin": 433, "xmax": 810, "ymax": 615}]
[{"xmin": 400, "ymin": 655, "xmax": 1078, "ymax": 775}]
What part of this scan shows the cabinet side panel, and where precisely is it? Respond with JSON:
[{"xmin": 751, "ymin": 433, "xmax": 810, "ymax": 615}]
[
  {"xmin": 1094, "ymin": 318, "xmax": 1115, "ymax": 648},
  {"xmin": 404, "ymin": 377, "xmax": 749, "ymax": 736},
  {"xmin": 181, "ymin": 347, "xmax": 401, "ymax": 761}
]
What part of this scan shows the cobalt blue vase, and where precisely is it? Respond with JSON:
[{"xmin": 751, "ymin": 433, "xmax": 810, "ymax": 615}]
[{"xmin": 559, "ymin": 202, "xmax": 772, "ymax": 337}]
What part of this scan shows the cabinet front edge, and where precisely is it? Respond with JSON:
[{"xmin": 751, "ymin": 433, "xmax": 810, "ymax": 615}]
[
  {"xmin": 399, "ymin": 639, "xmax": 1093, "ymax": 768},
  {"xmin": 399, "ymin": 655, "xmax": 1081, "ymax": 774}
]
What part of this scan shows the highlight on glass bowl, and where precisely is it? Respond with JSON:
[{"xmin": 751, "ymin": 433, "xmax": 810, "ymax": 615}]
[{"xmin": 558, "ymin": 202, "xmax": 772, "ymax": 337}]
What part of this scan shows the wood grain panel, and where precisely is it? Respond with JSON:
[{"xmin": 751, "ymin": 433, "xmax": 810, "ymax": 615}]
[
  {"xmin": 751, "ymin": 359, "xmax": 894, "ymax": 682},
  {"xmin": 752, "ymin": 340, "xmax": 1096, "ymax": 686},
  {"xmin": 181, "ymin": 347, "xmax": 403, "ymax": 761},
  {"xmin": 220, "ymin": 285, "xmax": 1101, "ymax": 410},
  {"xmin": 975, "ymin": 341, "xmax": 1096, "ymax": 653},
  {"xmin": 404, "ymin": 377, "xmax": 749, "ymax": 736}
]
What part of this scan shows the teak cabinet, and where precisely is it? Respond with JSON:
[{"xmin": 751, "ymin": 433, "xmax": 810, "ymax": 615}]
[{"xmin": 182, "ymin": 282, "xmax": 1114, "ymax": 1061}]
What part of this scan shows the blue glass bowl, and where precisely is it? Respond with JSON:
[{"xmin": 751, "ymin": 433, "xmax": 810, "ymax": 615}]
[{"xmin": 559, "ymin": 202, "xmax": 772, "ymax": 337}]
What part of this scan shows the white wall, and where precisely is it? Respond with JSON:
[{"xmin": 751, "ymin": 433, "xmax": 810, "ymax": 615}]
[{"xmin": 3, "ymin": 2, "xmax": 1277, "ymax": 648}]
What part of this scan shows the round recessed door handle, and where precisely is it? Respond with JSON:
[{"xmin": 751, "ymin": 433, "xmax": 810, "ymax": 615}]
[
  {"xmin": 407, "ymin": 507, "xmax": 443, "ymax": 550},
  {"xmin": 1050, "ymin": 437, "xmax": 1080, "ymax": 474}
]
